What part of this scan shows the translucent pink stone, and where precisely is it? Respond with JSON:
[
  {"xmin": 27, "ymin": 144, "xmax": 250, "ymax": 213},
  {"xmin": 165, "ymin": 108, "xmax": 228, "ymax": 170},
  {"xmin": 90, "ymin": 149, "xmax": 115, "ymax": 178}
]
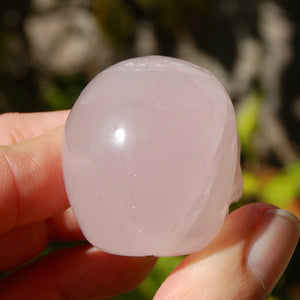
[{"xmin": 62, "ymin": 56, "xmax": 243, "ymax": 257}]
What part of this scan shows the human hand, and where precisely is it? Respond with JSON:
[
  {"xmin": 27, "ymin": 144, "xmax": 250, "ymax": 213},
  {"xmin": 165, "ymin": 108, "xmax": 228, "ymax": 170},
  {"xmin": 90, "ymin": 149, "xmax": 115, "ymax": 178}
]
[
  {"xmin": 0, "ymin": 111, "xmax": 157, "ymax": 300},
  {"xmin": 154, "ymin": 203, "xmax": 300, "ymax": 299},
  {"xmin": 0, "ymin": 111, "xmax": 299, "ymax": 300}
]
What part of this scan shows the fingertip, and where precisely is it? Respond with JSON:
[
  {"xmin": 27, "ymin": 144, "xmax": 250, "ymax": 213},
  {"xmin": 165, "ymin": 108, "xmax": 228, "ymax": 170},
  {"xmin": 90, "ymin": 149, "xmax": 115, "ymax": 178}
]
[
  {"xmin": 246, "ymin": 208, "xmax": 300, "ymax": 294},
  {"xmin": 154, "ymin": 203, "xmax": 299, "ymax": 300}
]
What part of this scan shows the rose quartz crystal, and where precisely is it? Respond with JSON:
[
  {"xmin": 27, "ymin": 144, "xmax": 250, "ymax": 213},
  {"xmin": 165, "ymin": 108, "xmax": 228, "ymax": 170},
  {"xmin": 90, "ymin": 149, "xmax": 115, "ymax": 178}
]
[{"xmin": 62, "ymin": 56, "xmax": 243, "ymax": 257}]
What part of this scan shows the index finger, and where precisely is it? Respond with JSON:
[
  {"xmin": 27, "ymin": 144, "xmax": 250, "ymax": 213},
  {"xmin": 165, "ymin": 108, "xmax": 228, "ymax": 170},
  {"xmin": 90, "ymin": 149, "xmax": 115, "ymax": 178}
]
[
  {"xmin": 0, "ymin": 110, "xmax": 69, "ymax": 145},
  {"xmin": 0, "ymin": 112, "xmax": 70, "ymax": 233}
]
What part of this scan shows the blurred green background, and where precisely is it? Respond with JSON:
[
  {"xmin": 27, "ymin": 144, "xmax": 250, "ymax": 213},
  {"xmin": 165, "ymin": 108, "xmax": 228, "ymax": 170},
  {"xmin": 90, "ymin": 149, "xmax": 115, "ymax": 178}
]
[{"xmin": 0, "ymin": 0, "xmax": 299, "ymax": 299}]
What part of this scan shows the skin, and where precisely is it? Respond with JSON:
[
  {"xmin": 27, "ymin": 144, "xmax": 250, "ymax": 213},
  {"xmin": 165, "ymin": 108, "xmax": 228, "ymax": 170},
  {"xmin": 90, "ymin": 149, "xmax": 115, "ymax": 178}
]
[
  {"xmin": 0, "ymin": 111, "xmax": 157, "ymax": 300},
  {"xmin": 0, "ymin": 111, "xmax": 298, "ymax": 300}
]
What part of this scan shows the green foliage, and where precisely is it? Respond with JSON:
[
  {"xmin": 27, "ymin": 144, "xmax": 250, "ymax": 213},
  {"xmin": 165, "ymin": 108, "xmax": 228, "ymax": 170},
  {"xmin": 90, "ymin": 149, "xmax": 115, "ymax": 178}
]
[
  {"xmin": 42, "ymin": 74, "xmax": 87, "ymax": 110},
  {"xmin": 242, "ymin": 170, "xmax": 261, "ymax": 198},
  {"xmin": 93, "ymin": 0, "xmax": 136, "ymax": 50},
  {"xmin": 268, "ymin": 296, "xmax": 281, "ymax": 300},
  {"xmin": 261, "ymin": 162, "xmax": 300, "ymax": 207},
  {"xmin": 242, "ymin": 161, "xmax": 300, "ymax": 207},
  {"xmin": 236, "ymin": 90, "xmax": 262, "ymax": 160}
]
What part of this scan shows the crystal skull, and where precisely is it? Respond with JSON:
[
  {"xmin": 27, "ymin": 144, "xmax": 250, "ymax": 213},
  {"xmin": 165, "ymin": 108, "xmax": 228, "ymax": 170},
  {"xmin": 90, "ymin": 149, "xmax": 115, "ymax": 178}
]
[{"xmin": 62, "ymin": 56, "xmax": 243, "ymax": 257}]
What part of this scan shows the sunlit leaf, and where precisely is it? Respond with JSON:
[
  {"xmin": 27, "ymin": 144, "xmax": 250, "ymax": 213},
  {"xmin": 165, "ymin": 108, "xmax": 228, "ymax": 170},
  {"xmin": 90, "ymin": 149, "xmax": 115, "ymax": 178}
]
[
  {"xmin": 236, "ymin": 90, "xmax": 262, "ymax": 159},
  {"xmin": 242, "ymin": 170, "xmax": 261, "ymax": 198},
  {"xmin": 261, "ymin": 162, "xmax": 300, "ymax": 207}
]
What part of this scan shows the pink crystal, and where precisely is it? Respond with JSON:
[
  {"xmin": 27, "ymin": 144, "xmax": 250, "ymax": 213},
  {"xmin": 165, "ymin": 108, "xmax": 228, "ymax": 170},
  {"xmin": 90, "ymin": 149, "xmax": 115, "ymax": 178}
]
[{"xmin": 62, "ymin": 56, "xmax": 243, "ymax": 257}]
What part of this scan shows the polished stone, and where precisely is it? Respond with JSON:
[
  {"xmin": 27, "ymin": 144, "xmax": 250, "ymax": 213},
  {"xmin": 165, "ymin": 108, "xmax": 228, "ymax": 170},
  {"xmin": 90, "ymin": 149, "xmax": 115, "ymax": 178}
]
[{"xmin": 62, "ymin": 56, "xmax": 243, "ymax": 256}]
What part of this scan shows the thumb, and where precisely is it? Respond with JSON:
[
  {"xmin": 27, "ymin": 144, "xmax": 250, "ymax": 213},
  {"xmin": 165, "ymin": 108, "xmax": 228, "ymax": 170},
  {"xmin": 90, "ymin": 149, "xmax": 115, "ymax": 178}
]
[{"xmin": 154, "ymin": 203, "xmax": 300, "ymax": 300}]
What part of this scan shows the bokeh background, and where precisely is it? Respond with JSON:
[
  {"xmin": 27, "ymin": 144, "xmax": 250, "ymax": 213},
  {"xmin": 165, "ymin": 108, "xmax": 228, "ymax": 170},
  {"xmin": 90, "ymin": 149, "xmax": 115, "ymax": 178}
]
[{"xmin": 0, "ymin": 0, "xmax": 299, "ymax": 299}]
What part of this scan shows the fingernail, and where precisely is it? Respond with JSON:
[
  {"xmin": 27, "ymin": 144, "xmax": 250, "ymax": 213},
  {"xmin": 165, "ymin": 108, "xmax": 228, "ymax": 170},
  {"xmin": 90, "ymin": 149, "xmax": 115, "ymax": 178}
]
[{"xmin": 247, "ymin": 209, "xmax": 300, "ymax": 294}]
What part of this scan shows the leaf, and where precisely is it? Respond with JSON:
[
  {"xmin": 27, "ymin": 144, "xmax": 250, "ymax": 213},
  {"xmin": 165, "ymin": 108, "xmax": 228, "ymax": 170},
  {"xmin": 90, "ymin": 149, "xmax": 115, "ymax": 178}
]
[
  {"xmin": 236, "ymin": 90, "xmax": 262, "ymax": 159},
  {"xmin": 261, "ymin": 162, "xmax": 300, "ymax": 207}
]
